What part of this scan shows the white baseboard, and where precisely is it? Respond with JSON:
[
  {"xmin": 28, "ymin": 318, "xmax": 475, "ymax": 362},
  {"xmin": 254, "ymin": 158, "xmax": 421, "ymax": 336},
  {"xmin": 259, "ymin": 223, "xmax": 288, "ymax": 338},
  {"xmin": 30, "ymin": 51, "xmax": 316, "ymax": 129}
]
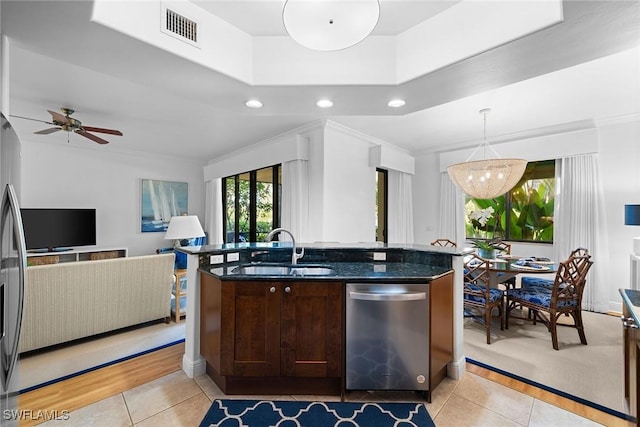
[
  {"xmin": 182, "ymin": 354, "xmax": 206, "ymax": 378},
  {"xmin": 447, "ymin": 356, "xmax": 466, "ymax": 380}
]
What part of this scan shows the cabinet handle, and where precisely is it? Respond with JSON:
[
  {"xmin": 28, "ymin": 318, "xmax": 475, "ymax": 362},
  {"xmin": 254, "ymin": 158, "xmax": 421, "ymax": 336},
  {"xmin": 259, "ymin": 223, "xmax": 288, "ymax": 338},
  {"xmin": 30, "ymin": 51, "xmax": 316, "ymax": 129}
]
[
  {"xmin": 270, "ymin": 286, "xmax": 276, "ymax": 293},
  {"xmin": 285, "ymin": 286, "xmax": 291, "ymax": 293},
  {"xmin": 621, "ymin": 315, "xmax": 639, "ymax": 329}
]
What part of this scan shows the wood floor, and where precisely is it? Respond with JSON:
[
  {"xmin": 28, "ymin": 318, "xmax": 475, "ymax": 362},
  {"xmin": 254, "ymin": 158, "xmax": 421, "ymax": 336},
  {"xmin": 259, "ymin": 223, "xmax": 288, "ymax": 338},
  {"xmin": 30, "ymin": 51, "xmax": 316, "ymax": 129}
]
[
  {"xmin": 18, "ymin": 342, "xmax": 632, "ymax": 426},
  {"xmin": 18, "ymin": 343, "xmax": 184, "ymax": 427}
]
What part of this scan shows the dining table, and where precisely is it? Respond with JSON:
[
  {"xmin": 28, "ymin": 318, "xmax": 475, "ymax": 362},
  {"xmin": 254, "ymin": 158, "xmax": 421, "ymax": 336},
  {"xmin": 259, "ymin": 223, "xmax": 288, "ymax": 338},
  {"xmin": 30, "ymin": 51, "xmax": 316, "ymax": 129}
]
[{"xmin": 480, "ymin": 255, "xmax": 558, "ymax": 289}]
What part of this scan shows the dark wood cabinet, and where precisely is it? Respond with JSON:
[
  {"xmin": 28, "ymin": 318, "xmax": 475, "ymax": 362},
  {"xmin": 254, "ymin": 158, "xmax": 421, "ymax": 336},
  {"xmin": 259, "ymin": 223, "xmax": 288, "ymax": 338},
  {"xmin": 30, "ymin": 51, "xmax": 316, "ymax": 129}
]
[
  {"xmin": 220, "ymin": 280, "xmax": 282, "ymax": 377},
  {"xmin": 280, "ymin": 281, "xmax": 343, "ymax": 378},
  {"xmin": 200, "ymin": 271, "xmax": 453, "ymax": 397},
  {"xmin": 429, "ymin": 272, "xmax": 454, "ymax": 392},
  {"xmin": 200, "ymin": 273, "xmax": 343, "ymax": 395}
]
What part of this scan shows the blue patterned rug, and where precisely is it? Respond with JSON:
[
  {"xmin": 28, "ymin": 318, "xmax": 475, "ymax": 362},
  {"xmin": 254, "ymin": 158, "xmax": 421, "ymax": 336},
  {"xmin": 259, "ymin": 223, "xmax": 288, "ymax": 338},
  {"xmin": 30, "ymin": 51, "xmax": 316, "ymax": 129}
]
[{"xmin": 199, "ymin": 399, "xmax": 435, "ymax": 426}]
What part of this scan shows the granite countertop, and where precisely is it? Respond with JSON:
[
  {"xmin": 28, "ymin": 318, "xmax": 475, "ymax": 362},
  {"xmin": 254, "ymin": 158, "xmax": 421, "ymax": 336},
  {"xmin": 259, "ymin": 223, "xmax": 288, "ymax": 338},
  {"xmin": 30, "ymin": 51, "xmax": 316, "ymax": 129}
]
[
  {"xmin": 201, "ymin": 261, "xmax": 453, "ymax": 282},
  {"xmin": 177, "ymin": 241, "xmax": 469, "ymax": 256},
  {"xmin": 620, "ymin": 288, "xmax": 640, "ymax": 326}
]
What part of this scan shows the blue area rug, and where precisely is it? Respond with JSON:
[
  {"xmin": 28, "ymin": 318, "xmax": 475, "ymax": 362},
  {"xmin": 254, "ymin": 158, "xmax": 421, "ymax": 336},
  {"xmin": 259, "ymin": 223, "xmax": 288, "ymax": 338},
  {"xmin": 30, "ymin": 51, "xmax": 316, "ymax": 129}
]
[{"xmin": 199, "ymin": 399, "xmax": 435, "ymax": 426}]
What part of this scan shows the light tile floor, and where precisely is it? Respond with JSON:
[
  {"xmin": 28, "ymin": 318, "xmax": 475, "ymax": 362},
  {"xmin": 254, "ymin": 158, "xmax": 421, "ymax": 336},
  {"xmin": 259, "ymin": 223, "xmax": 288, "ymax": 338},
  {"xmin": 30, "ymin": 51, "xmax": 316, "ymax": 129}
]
[{"xmin": 37, "ymin": 369, "xmax": 603, "ymax": 426}]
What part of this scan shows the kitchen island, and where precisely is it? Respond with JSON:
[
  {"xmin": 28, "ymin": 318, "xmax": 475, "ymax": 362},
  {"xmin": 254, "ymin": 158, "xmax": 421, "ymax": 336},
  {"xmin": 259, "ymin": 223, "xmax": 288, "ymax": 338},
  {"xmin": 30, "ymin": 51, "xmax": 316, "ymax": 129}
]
[{"xmin": 177, "ymin": 242, "xmax": 468, "ymax": 399}]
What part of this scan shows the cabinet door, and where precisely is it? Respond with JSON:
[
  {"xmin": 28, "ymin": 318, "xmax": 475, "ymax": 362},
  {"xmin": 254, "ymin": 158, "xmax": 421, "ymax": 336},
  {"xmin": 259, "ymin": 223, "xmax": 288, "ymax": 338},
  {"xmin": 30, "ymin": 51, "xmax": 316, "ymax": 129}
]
[
  {"xmin": 280, "ymin": 281, "xmax": 343, "ymax": 378},
  {"xmin": 221, "ymin": 281, "xmax": 281, "ymax": 377}
]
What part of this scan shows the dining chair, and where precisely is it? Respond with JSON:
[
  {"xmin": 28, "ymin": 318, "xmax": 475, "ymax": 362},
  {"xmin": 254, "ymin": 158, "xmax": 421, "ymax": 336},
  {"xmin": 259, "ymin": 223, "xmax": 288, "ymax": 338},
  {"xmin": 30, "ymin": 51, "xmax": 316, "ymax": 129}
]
[
  {"xmin": 463, "ymin": 254, "xmax": 505, "ymax": 344},
  {"xmin": 521, "ymin": 247, "xmax": 590, "ymax": 290},
  {"xmin": 505, "ymin": 253, "xmax": 593, "ymax": 350},
  {"xmin": 430, "ymin": 238, "xmax": 457, "ymax": 248}
]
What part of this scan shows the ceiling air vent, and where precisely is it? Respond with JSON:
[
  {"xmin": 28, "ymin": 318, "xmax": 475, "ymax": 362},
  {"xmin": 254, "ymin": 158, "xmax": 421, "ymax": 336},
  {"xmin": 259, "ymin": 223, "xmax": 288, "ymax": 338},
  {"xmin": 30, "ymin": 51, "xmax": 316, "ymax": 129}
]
[{"xmin": 162, "ymin": 7, "xmax": 199, "ymax": 47}]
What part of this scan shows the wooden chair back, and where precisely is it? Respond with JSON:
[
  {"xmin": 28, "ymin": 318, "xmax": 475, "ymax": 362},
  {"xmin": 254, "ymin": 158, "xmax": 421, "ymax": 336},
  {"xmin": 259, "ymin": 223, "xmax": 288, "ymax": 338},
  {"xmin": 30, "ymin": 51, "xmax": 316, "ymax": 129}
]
[
  {"xmin": 492, "ymin": 240, "xmax": 511, "ymax": 255},
  {"xmin": 463, "ymin": 254, "xmax": 491, "ymax": 296},
  {"xmin": 430, "ymin": 238, "xmax": 457, "ymax": 248},
  {"xmin": 569, "ymin": 247, "xmax": 590, "ymax": 258},
  {"xmin": 551, "ymin": 254, "xmax": 593, "ymax": 306}
]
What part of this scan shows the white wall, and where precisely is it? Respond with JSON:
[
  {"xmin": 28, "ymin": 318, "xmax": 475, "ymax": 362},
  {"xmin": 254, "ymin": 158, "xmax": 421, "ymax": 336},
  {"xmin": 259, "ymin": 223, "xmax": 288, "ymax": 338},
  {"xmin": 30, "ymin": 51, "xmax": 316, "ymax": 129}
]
[
  {"xmin": 598, "ymin": 118, "xmax": 640, "ymax": 311},
  {"xmin": 321, "ymin": 124, "xmax": 376, "ymax": 243},
  {"xmin": 304, "ymin": 125, "xmax": 326, "ymax": 243},
  {"xmin": 413, "ymin": 152, "xmax": 440, "ymax": 245},
  {"xmin": 21, "ymin": 140, "xmax": 206, "ymax": 256}
]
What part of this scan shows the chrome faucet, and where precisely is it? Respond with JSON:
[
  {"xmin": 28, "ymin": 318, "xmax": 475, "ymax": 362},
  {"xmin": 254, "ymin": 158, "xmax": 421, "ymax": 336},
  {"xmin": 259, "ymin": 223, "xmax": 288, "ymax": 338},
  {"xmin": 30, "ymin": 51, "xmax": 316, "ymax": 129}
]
[{"xmin": 266, "ymin": 228, "xmax": 304, "ymax": 265}]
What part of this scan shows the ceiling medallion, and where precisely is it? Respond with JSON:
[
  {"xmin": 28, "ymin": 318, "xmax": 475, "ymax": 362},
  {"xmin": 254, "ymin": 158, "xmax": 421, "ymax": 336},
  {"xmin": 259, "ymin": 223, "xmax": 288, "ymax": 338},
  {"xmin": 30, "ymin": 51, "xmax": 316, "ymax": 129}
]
[
  {"xmin": 282, "ymin": 0, "xmax": 380, "ymax": 51},
  {"xmin": 447, "ymin": 109, "xmax": 527, "ymax": 199}
]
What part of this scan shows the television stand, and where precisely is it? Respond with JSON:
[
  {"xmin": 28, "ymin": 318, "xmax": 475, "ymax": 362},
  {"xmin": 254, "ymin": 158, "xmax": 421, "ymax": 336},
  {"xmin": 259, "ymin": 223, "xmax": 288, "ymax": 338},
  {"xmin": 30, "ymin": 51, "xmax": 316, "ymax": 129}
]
[
  {"xmin": 28, "ymin": 247, "xmax": 73, "ymax": 253},
  {"xmin": 26, "ymin": 247, "xmax": 128, "ymax": 265}
]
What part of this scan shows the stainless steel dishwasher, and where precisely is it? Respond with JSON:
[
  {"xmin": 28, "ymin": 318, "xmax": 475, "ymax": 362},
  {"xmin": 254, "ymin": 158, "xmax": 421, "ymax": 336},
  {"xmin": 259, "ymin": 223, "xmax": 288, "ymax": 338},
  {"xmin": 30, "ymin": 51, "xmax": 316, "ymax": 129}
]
[{"xmin": 346, "ymin": 282, "xmax": 429, "ymax": 393}]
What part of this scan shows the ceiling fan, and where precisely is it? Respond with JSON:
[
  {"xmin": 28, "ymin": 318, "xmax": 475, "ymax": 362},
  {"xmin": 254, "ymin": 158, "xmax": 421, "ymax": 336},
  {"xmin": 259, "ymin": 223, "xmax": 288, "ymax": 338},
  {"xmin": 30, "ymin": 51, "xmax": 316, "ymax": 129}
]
[{"xmin": 11, "ymin": 107, "xmax": 123, "ymax": 145}]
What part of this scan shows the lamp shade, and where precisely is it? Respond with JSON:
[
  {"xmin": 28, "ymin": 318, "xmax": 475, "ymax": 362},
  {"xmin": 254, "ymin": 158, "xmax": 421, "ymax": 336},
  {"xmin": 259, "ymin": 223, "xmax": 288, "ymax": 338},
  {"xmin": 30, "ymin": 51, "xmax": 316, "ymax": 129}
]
[
  {"xmin": 164, "ymin": 215, "xmax": 205, "ymax": 240},
  {"xmin": 282, "ymin": 0, "xmax": 380, "ymax": 51},
  {"xmin": 447, "ymin": 158, "xmax": 528, "ymax": 199},
  {"xmin": 625, "ymin": 205, "xmax": 640, "ymax": 226}
]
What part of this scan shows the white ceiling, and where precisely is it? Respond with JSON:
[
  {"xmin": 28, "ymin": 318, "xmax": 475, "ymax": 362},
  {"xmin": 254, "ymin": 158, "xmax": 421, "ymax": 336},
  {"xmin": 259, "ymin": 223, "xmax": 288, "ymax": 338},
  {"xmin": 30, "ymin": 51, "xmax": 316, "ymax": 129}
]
[
  {"xmin": 2, "ymin": 0, "xmax": 639, "ymax": 164},
  {"xmin": 192, "ymin": 0, "xmax": 462, "ymax": 36}
]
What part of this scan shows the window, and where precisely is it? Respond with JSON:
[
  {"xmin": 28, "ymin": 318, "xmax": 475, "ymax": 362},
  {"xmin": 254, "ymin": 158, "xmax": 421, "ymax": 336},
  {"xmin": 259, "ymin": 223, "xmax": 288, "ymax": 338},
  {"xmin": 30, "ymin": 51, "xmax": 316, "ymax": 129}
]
[
  {"xmin": 376, "ymin": 169, "xmax": 387, "ymax": 243},
  {"xmin": 465, "ymin": 160, "xmax": 555, "ymax": 243},
  {"xmin": 223, "ymin": 165, "xmax": 281, "ymax": 243}
]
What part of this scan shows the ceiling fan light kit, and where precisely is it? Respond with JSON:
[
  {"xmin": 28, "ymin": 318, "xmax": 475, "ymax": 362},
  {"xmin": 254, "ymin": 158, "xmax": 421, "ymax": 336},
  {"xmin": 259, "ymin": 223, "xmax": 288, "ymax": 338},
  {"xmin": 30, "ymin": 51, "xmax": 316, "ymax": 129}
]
[
  {"xmin": 447, "ymin": 109, "xmax": 527, "ymax": 199},
  {"xmin": 282, "ymin": 0, "xmax": 380, "ymax": 51}
]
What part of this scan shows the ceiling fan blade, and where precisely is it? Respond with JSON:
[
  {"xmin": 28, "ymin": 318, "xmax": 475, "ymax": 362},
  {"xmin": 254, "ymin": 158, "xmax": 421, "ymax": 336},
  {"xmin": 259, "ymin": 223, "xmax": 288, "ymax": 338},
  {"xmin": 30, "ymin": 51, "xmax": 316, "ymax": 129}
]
[
  {"xmin": 75, "ymin": 130, "xmax": 110, "ymax": 145},
  {"xmin": 81, "ymin": 126, "xmax": 123, "ymax": 136},
  {"xmin": 47, "ymin": 109, "xmax": 70, "ymax": 125},
  {"xmin": 9, "ymin": 114, "xmax": 54, "ymax": 125},
  {"xmin": 34, "ymin": 127, "xmax": 61, "ymax": 135}
]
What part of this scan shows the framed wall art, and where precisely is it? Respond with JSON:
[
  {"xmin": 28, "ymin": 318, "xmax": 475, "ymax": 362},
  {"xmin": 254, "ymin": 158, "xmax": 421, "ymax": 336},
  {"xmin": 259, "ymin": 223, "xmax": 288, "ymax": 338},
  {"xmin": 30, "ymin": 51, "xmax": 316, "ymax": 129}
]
[{"xmin": 140, "ymin": 179, "xmax": 188, "ymax": 232}]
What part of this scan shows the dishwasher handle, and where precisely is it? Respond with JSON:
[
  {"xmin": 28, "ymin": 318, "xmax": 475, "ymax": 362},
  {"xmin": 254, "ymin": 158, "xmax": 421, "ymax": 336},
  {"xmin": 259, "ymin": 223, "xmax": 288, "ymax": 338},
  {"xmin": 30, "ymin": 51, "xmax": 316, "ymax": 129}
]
[{"xmin": 348, "ymin": 291, "xmax": 426, "ymax": 302}]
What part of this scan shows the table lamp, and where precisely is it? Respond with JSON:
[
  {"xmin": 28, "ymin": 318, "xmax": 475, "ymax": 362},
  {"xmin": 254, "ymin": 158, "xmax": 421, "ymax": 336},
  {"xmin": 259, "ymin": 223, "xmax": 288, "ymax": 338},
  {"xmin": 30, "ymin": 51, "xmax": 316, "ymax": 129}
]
[
  {"xmin": 164, "ymin": 215, "xmax": 205, "ymax": 248},
  {"xmin": 625, "ymin": 204, "xmax": 640, "ymax": 255}
]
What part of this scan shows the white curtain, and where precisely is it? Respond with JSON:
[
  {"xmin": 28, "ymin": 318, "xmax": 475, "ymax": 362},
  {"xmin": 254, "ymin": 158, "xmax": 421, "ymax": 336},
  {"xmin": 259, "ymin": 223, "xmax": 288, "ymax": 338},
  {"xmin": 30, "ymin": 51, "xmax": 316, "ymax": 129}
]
[
  {"xmin": 438, "ymin": 172, "xmax": 466, "ymax": 247},
  {"xmin": 281, "ymin": 159, "xmax": 309, "ymax": 242},
  {"xmin": 204, "ymin": 178, "xmax": 223, "ymax": 245},
  {"xmin": 388, "ymin": 170, "xmax": 414, "ymax": 244},
  {"xmin": 554, "ymin": 154, "xmax": 610, "ymax": 312}
]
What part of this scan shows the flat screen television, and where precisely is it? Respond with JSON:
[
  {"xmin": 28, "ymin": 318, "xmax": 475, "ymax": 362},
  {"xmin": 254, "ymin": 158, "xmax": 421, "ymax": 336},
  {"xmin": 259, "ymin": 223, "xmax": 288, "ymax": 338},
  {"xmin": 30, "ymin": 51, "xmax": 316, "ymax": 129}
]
[{"xmin": 20, "ymin": 208, "xmax": 96, "ymax": 252}]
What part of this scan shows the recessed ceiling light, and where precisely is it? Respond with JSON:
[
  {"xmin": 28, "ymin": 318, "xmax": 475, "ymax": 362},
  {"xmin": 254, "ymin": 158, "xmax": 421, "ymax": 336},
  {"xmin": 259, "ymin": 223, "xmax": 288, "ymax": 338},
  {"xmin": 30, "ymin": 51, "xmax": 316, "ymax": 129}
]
[
  {"xmin": 388, "ymin": 99, "xmax": 406, "ymax": 108},
  {"xmin": 245, "ymin": 99, "xmax": 263, "ymax": 109},
  {"xmin": 316, "ymin": 99, "xmax": 333, "ymax": 108}
]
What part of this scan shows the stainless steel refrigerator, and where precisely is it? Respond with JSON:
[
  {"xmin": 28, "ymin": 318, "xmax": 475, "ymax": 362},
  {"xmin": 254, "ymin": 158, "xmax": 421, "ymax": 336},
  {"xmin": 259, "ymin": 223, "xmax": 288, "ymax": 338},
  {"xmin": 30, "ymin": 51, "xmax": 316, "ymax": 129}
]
[{"xmin": 0, "ymin": 113, "xmax": 26, "ymax": 427}]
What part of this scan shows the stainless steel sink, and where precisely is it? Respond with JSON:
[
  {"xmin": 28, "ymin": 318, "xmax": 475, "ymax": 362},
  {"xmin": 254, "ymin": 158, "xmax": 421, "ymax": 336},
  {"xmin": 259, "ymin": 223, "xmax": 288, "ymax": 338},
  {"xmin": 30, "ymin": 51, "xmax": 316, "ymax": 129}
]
[
  {"xmin": 291, "ymin": 266, "xmax": 335, "ymax": 276},
  {"xmin": 232, "ymin": 265, "xmax": 293, "ymax": 275},
  {"xmin": 231, "ymin": 264, "xmax": 335, "ymax": 276}
]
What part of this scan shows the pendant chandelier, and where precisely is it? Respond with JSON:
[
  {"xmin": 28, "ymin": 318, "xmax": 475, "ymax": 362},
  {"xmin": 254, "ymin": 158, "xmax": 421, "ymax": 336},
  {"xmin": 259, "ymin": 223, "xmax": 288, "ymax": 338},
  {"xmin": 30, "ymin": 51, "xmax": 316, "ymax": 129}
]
[
  {"xmin": 447, "ymin": 109, "xmax": 527, "ymax": 199},
  {"xmin": 282, "ymin": 0, "xmax": 380, "ymax": 51}
]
